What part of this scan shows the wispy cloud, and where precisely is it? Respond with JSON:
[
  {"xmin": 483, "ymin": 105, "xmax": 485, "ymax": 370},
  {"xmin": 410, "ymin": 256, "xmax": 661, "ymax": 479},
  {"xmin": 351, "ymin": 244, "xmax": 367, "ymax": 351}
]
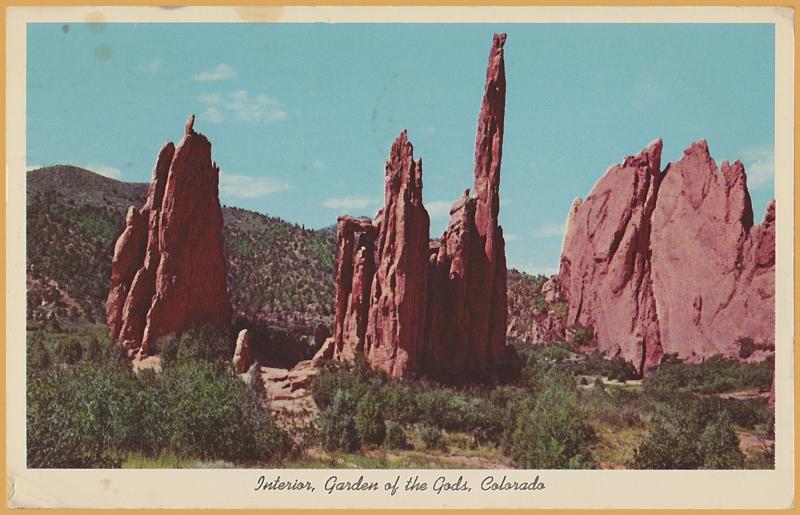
[
  {"xmin": 199, "ymin": 90, "xmax": 287, "ymax": 124},
  {"xmin": 426, "ymin": 200, "xmax": 453, "ymax": 220},
  {"xmin": 531, "ymin": 223, "xmax": 565, "ymax": 238},
  {"xmin": 26, "ymin": 164, "xmax": 42, "ymax": 172},
  {"xmin": 505, "ymin": 233, "xmax": 519, "ymax": 241},
  {"xmin": 311, "ymin": 159, "xmax": 326, "ymax": 171},
  {"xmin": 137, "ymin": 57, "xmax": 162, "ymax": 74},
  {"xmin": 199, "ymin": 107, "xmax": 224, "ymax": 124},
  {"xmin": 194, "ymin": 64, "xmax": 238, "ymax": 82},
  {"xmin": 83, "ymin": 163, "xmax": 122, "ymax": 180},
  {"xmin": 740, "ymin": 145, "xmax": 774, "ymax": 189},
  {"xmin": 632, "ymin": 74, "xmax": 664, "ymax": 109},
  {"xmin": 219, "ymin": 172, "xmax": 291, "ymax": 199},
  {"xmin": 321, "ymin": 195, "xmax": 381, "ymax": 210},
  {"xmin": 420, "ymin": 127, "xmax": 435, "ymax": 136}
]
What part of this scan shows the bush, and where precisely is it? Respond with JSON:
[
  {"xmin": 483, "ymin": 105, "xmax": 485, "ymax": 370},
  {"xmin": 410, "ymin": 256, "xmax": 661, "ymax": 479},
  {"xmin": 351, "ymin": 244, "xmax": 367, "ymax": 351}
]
[
  {"xmin": 632, "ymin": 398, "xmax": 745, "ymax": 469},
  {"xmin": 26, "ymin": 359, "xmax": 291, "ymax": 468},
  {"xmin": 319, "ymin": 389, "xmax": 360, "ymax": 452},
  {"xmin": 27, "ymin": 335, "xmax": 51, "ymax": 371},
  {"xmin": 419, "ymin": 425, "xmax": 444, "ymax": 451},
  {"xmin": 507, "ymin": 372, "xmax": 594, "ymax": 469},
  {"xmin": 56, "ymin": 337, "xmax": 84, "ymax": 365},
  {"xmin": 644, "ymin": 355, "xmax": 773, "ymax": 395},
  {"xmin": 355, "ymin": 392, "xmax": 386, "ymax": 446},
  {"xmin": 172, "ymin": 324, "xmax": 232, "ymax": 365},
  {"xmin": 384, "ymin": 421, "xmax": 407, "ymax": 449}
]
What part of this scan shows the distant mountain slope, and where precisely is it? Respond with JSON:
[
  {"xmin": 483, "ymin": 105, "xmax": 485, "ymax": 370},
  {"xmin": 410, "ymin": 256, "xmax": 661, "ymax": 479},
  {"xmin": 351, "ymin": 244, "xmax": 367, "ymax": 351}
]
[
  {"xmin": 27, "ymin": 166, "xmax": 550, "ymax": 344},
  {"xmin": 26, "ymin": 166, "xmax": 335, "ymax": 331}
]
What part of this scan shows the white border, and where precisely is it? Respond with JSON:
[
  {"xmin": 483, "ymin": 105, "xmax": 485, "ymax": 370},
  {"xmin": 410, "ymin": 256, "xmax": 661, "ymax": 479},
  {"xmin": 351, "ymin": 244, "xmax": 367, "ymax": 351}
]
[{"xmin": 6, "ymin": 6, "xmax": 795, "ymax": 509}]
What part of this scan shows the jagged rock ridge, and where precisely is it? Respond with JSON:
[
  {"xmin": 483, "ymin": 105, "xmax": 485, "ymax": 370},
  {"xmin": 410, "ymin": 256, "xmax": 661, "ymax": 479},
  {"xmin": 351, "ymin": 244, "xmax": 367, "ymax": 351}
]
[{"xmin": 556, "ymin": 139, "xmax": 775, "ymax": 374}]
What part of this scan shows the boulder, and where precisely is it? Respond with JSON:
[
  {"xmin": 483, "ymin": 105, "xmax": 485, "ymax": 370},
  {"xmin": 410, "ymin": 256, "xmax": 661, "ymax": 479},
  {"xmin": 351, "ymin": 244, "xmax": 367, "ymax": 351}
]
[{"xmin": 233, "ymin": 329, "xmax": 253, "ymax": 374}]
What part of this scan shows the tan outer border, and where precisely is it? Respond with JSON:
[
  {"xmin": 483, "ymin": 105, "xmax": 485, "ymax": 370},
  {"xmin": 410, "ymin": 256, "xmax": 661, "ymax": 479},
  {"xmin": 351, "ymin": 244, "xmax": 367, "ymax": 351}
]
[{"xmin": 2, "ymin": 4, "xmax": 796, "ymax": 511}]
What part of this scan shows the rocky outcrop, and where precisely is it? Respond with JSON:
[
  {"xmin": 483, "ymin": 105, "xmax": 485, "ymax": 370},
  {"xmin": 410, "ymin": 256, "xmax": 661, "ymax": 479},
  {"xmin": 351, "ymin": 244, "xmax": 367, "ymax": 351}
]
[
  {"xmin": 651, "ymin": 142, "xmax": 774, "ymax": 361},
  {"xmin": 106, "ymin": 116, "xmax": 232, "ymax": 356},
  {"xmin": 557, "ymin": 139, "xmax": 775, "ymax": 374},
  {"xmin": 233, "ymin": 329, "xmax": 253, "ymax": 374},
  {"xmin": 328, "ymin": 34, "xmax": 517, "ymax": 381}
]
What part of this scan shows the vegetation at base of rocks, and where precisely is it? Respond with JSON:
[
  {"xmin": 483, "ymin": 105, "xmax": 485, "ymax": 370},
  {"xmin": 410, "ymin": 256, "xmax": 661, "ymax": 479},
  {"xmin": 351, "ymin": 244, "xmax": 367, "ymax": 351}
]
[
  {"xmin": 158, "ymin": 324, "xmax": 233, "ymax": 368},
  {"xmin": 736, "ymin": 337, "xmax": 774, "ymax": 360},
  {"xmin": 355, "ymin": 392, "xmax": 386, "ymax": 446},
  {"xmin": 26, "ymin": 324, "xmax": 291, "ymax": 468},
  {"xmin": 508, "ymin": 372, "xmax": 594, "ymax": 468},
  {"xmin": 306, "ymin": 344, "xmax": 773, "ymax": 470},
  {"xmin": 644, "ymin": 354, "xmax": 773, "ymax": 395},
  {"xmin": 319, "ymin": 390, "xmax": 359, "ymax": 452},
  {"xmin": 384, "ymin": 421, "xmax": 408, "ymax": 449},
  {"xmin": 632, "ymin": 400, "xmax": 745, "ymax": 469}
]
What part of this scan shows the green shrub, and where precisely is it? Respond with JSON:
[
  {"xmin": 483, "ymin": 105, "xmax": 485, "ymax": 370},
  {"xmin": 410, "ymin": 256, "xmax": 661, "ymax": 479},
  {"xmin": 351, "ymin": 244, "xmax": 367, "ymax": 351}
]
[
  {"xmin": 57, "ymin": 337, "xmax": 84, "ymax": 365},
  {"xmin": 632, "ymin": 398, "xmax": 745, "ymax": 469},
  {"xmin": 419, "ymin": 425, "xmax": 444, "ymax": 451},
  {"xmin": 699, "ymin": 413, "xmax": 745, "ymax": 469},
  {"xmin": 384, "ymin": 421, "xmax": 407, "ymax": 449},
  {"xmin": 173, "ymin": 325, "xmax": 232, "ymax": 365},
  {"xmin": 26, "ymin": 359, "xmax": 290, "ymax": 468},
  {"xmin": 27, "ymin": 335, "xmax": 51, "ymax": 371},
  {"xmin": 644, "ymin": 354, "xmax": 773, "ymax": 395},
  {"xmin": 569, "ymin": 325, "xmax": 593, "ymax": 346},
  {"xmin": 508, "ymin": 372, "xmax": 594, "ymax": 469},
  {"xmin": 320, "ymin": 389, "xmax": 360, "ymax": 452},
  {"xmin": 85, "ymin": 337, "xmax": 103, "ymax": 364},
  {"xmin": 355, "ymin": 392, "xmax": 386, "ymax": 446}
]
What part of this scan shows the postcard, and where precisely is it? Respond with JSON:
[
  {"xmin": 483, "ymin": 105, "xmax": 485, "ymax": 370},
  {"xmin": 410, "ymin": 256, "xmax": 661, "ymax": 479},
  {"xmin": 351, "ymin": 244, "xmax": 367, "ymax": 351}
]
[{"xmin": 5, "ymin": 5, "xmax": 795, "ymax": 509}]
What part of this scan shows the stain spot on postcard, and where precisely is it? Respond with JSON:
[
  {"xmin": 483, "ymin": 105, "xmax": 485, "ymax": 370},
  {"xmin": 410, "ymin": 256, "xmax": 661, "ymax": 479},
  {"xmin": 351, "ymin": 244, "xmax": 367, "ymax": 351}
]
[
  {"xmin": 236, "ymin": 6, "xmax": 285, "ymax": 23},
  {"xmin": 62, "ymin": 24, "xmax": 70, "ymax": 34},
  {"xmin": 95, "ymin": 43, "xmax": 113, "ymax": 61},
  {"xmin": 86, "ymin": 12, "xmax": 106, "ymax": 33}
]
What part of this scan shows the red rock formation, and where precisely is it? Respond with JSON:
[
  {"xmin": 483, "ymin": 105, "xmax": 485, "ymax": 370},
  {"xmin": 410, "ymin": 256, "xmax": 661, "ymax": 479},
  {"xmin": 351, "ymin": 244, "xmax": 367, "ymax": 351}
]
[
  {"xmin": 332, "ymin": 216, "xmax": 377, "ymax": 362},
  {"xmin": 363, "ymin": 131, "xmax": 431, "ymax": 378},
  {"xmin": 651, "ymin": 141, "xmax": 774, "ymax": 361},
  {"xmin": 557, "ymin": 139, "xmax": 775, "ymax": 373},
  {"xmin": 559, "ymin": 139, "xmax": 664, "ymax": 373},
  {"xmin": 328, "ymin": 34, "xmax": 516, "ymax": 381},
  {"xmin": 106, "ymin": 116, "xmax": 232, "ymax": 356}
]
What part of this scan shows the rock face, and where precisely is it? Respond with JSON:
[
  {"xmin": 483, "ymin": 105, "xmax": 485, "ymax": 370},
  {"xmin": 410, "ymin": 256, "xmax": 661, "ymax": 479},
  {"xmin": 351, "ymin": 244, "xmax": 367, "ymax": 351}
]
[
  {"xmin": 558, "ymin": 139, "xmax": 775, "ymax": 374},
  {"xmin": 328, "ymin": 34, "xmax": 516, "ymax": 380},
  {"xmin": 233, "ymin": 329, "xmax": 253, "ymax": 374},
  {"xmin": 106, "ymin": 116, "xmax": 232, "ymax": 356}
]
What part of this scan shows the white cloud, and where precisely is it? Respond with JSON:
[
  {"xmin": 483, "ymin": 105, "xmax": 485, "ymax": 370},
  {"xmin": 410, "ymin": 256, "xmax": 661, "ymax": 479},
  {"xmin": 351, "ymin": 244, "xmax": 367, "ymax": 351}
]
[
  {"xmin": 740, "ymin": 145, "xmax": 774, "ymax": 189},
  {"xmin": 500, "ymin": 198, "xmax": 513, "ymax": 206},
  {"xmin": 137, "ymin": 57, "xmax": 162, "ymax": 74},
  {"xmin": 83, "ymin": 163, "xmax": 122, "ymax": 180},
  {"xmin": 219, "ymin": 172, "xmax": 291, "ymax": 199},
  {"xmin": 226, "ymin": 90, "xmax": 286, "ymax": 123},
  {"xmin": 197, "ymin": 90, "xmax": 287, "ymax": 124},
  {"xmin": 505, "ymin": 233, "xmax": 519, "ymax": 241},
  {"xmin": 198, "ymin": 93, "xmax": 221, "ymax": 105},
  {"xmin": 420, "ymin": 127, "xmax": 435, "ymax": 136},
  {"xmin": 194, "ymin": 64, "xmax": 238, "ymax": 82},
  {"xmin": 26, "ymin": 164, "xmax": 42, "ymax": 172},
  {"xmin": 321, "ymin": 195, "xmax": 381, "ymax": 210},
  {"xmin": 426, "ymin": 200, "xmax": 453, "ymax": 220},
  {"xmin": 199, "ymin": 107, "xmax": 224, "ymax": 124},
  {"xmin": 311, "ymin": 159, "xmax": 326, "ymax": 170},
  {"xmin": 531, "ymin": 223, "xmax": 565, "ymax": 238}
]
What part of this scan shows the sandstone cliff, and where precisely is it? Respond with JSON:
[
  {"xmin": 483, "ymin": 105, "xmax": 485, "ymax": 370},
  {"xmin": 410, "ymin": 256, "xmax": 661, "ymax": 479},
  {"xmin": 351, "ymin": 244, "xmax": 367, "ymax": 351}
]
[{"xmin": 557, "ymin": 139, "xmax": 775, "ymax": 374}]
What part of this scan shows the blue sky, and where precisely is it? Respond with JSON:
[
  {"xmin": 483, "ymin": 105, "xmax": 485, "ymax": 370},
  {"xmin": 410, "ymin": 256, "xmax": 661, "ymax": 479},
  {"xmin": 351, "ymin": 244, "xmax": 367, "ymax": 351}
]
[{"xmin": 26, "ymin": 23, "xmax": 775, "ymax": 274}]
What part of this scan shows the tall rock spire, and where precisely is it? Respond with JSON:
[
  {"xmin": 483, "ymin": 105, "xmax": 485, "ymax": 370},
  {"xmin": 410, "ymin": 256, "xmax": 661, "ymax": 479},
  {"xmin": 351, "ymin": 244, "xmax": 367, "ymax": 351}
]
[{"xmin": 106, "ymin": 116, "xmax": 232, "ymax": 356}]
